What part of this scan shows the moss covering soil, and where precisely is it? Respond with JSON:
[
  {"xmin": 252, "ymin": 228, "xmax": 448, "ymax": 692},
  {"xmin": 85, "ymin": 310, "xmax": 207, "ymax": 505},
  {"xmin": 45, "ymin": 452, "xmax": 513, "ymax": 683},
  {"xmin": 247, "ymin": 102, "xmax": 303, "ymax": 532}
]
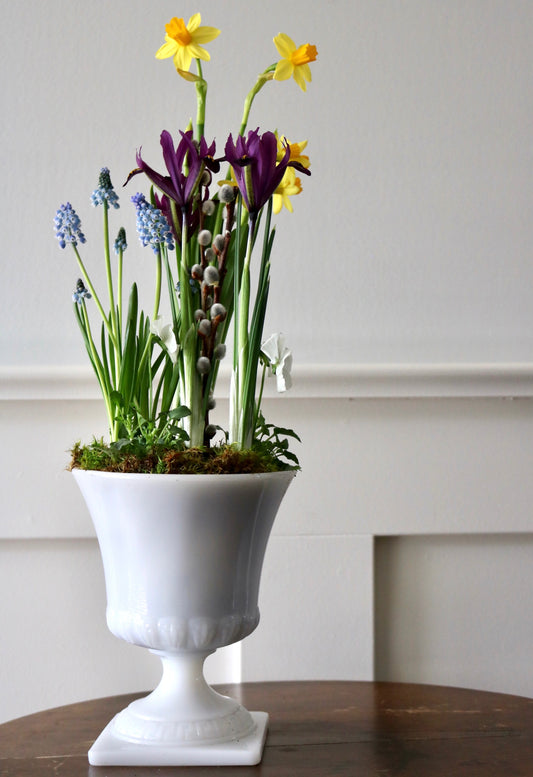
[{"xmin": 69, "ymin": 440, "xmax": 291, "ymax": 475}]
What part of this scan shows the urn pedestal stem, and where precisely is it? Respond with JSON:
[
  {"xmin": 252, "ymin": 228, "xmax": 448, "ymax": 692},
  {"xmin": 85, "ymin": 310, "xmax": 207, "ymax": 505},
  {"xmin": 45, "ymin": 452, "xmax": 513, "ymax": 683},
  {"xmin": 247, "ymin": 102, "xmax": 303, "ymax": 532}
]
[{"xmin": 89, "ymin": 650, "xmax": 268, "ymax": 766}]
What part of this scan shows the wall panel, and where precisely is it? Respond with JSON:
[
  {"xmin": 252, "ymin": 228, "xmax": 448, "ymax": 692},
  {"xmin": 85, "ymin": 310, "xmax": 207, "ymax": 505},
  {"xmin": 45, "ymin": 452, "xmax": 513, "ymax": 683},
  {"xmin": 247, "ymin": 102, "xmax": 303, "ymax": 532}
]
[{"xmin": 1, "ymin": 365, "xmax": 531, "ymax": 721}]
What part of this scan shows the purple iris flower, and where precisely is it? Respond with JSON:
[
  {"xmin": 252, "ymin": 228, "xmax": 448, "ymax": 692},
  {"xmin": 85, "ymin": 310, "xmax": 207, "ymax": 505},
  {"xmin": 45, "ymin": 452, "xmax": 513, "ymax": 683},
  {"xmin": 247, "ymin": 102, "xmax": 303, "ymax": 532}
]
[
  {"xmin": 153, "ymin": 191, "xmax": 201, "ymax": 243},
  {"xmin": 126, "ymin": 130, "xmax": 219, "ymax": 211},
  {"xmin": 224, "ymin": 129, "xmax": 310, "ymax": 216}
]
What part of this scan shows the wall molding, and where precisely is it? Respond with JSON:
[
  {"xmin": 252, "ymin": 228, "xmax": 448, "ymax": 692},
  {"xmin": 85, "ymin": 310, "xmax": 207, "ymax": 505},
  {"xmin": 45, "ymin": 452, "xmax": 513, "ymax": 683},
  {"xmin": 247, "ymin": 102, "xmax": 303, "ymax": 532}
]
[{"xmin": 2, "ymin": 362, "xmax": 533, "ymax": 401}]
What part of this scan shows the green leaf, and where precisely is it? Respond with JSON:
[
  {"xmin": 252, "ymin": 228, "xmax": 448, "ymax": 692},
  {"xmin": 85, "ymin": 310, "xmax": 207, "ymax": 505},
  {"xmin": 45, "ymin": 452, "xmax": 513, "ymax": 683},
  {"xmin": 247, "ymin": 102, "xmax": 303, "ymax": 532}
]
[
  {"xmin": 168, "ymin": 405, "xmax": 192, "ymax": 420},
  {"xmin": 113, "ymin": 438, "xmax": 132, "ymax": 451},
  {"xmin": 273, "ymin": 426, "xmax": 302, "ymax": 442},
  {"xmin": 110, "ymin": 390, "xmax": 125, "ymax": 408},
  {"xmin": 281, "ymin": 450, "xmax": 300, "ymax": 466},
  {"xmin": 119, "ymin": 283, "xmax": 139, "ymax": 406}
]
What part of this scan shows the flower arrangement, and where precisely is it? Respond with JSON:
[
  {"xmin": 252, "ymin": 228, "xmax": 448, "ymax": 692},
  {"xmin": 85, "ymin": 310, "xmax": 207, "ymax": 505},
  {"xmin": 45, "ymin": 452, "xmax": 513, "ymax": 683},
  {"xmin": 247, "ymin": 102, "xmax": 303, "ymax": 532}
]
[{"xmin": 55, "ymin": 13, "xmax": 317, "ymax": 474}]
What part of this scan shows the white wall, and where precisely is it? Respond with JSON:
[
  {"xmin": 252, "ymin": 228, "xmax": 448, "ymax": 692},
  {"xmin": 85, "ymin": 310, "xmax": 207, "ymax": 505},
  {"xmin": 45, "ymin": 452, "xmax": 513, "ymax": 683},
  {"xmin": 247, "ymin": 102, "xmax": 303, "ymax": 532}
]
[
  {"xmin": 3, "ymin": 0, "xmax": 533, "ymax": 364},
  {"xmin": 1, "ymin": 0, "xmax": 533, "ymax": 722}
]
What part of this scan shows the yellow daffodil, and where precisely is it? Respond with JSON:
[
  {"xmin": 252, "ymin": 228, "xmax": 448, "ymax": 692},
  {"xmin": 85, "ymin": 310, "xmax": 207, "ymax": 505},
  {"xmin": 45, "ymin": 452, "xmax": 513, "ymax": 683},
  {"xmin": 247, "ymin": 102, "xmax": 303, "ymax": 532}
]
[
  {"xmin": 273, "ymin": 167, "xmax": 302, "ymax": 214},
  {"xmin": 273, "ymin": 33, "xmax": 317, "ymax": 91},
  {"xmin": 276, "ymin": 135, "xmax": 311, "ymax": 170},
  {"xmin": 155, "ymin": 13, "xmax": 220, "ymax": 73}
]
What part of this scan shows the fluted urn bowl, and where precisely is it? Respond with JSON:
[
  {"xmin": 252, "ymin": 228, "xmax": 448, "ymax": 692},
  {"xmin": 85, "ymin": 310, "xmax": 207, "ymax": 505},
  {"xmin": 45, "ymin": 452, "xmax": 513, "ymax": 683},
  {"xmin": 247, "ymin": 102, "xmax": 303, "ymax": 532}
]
[{"xmin": 73, "ymin": 468, "xmax": 294, "ymax": 767}]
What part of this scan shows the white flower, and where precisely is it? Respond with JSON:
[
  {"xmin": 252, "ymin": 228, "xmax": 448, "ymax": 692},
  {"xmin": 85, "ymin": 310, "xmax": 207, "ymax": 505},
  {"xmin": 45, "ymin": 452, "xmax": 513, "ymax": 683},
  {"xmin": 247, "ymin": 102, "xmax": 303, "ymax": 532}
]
[
  {"xmin": 261, "ymin": 333, "xmax": 293, "ymax": 392},
  {"xmin": 150, "ymin": 316, "xmax": 178, "ymax": 363}
]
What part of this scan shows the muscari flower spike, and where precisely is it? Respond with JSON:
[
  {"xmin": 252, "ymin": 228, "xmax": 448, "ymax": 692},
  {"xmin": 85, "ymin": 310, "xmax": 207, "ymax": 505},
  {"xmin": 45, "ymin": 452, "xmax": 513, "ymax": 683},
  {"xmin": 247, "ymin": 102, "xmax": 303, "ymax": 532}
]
[
  {"xmin": 54, "ymin": 203, "xmax": 86, "ymax": 249},
  {"xmin": 114, "ymin": 227, "xmax": 127, "ymax": 255},
  {"xmin": 175, "ymin": 277, "xmax": 200, "ymax": 297},
  {"xmin": 72, "ymin": 278, "xmax": 92, "ymax": 304},
  {"xmin": 131, "ymin": 193, "xmax": 175, "ymax": 253},
  {"xmin": 91, "ymin": 167, "xmax": 120, "ymax": 209}
]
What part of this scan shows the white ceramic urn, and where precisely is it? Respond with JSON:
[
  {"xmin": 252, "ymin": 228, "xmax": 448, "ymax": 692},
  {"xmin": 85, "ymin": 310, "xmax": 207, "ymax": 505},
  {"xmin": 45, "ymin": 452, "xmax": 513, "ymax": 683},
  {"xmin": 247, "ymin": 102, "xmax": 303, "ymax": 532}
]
[{"xmin": 73, "ymin": 468, "xmax": 294, "ymax": 766}]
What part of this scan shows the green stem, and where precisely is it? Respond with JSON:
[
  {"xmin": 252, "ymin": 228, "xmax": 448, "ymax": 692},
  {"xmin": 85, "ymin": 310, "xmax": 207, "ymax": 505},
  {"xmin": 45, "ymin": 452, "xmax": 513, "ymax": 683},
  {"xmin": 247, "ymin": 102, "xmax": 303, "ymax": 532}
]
[
  {"xmin": 72, "ymin": 245, "xmax": 118, "ymax": 349},
  {"xmin": 103, "ymin": 203, "xmax": 119, "ymax": 376},
  {"xmin": 138, "ymin": 245, "xmax": 163, "ymax": 382},
  {"xmin": 179, "ymin": 209, "xmax": 193, "ymax": 330},
  {"xmin": 238, "ymin": 220, "xmax": 255, "ymax": 362},
  {"xmin": 163, "ymin": 247, "xmax": 180, "ymax": 331},
  {"xmin": 81, "ymin": 302, "xmax": 116, "ymax": 439},
  {"xmin": 235, "ymin": 216, "xmax": 256, "ymax": 448},
  {"xmin": 195, "ymin": 59, "xmax": 206, "ymax": 141},
  {"xmin": 153, "ymin": 247, "xmax": 162, "ymax": 321},
  {"xmin": 238, "ymin": 65, "xmax": 276, "ymax": 137},
  {"xmin": 178, "ymin": 210, "xmax": 203, "ymax": 447},
  {"xmin": 253, "ymin": 362, "xmax": 268, "ymax": 436},
  {"xmin": 210, "ymin": 64, "xmax": 275, "ymax": 247},
  {"xmin": 117, "ymin": 247, "xmax": 123, "ymax": 344},
  {"xmin": 232, "ymin": 199, "xmax": 243, "ymax": 378}
]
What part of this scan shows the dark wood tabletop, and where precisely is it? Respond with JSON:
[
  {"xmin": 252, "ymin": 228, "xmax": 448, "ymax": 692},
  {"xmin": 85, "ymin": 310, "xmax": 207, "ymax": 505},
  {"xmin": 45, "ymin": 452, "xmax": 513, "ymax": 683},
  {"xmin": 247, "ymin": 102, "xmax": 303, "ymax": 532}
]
[{"xmin": 1, "ymin": 681, "xmax": 533, "ymax": 776}]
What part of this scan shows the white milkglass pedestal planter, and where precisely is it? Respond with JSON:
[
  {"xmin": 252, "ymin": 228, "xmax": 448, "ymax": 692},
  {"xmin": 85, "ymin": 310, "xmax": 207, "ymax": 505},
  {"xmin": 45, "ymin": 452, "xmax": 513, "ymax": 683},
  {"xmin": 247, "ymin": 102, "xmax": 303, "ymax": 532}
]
[{"xmin": 73, "ymin": 469, "xmax": 294, "ymax": 766}]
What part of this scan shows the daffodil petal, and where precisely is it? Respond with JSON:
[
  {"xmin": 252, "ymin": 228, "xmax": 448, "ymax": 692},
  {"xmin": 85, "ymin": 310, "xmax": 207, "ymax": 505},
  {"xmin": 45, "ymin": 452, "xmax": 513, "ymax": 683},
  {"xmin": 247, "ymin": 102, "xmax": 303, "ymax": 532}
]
[
  {"xmin": 278, "ymin": 167, "xmax": 294, "ymax": 186},
  {"xmin": 292, "ymin": 67, "xmax": 308, "ymax": 91},
  {"xmin": 299, "ymin": 63, "xmax": 312, "ymax": 82},
  {"xmin": 192, "ymin": 26, "xmax": 221, "ymax": 43},
  {"xmin": 285, "ymin": 139, "xmax": 307, "ymax": 156},
  {"xmin": 155, "ymin": 40, "xmax": 177, "ymax": 59},
  {"xmin": 274, "ymin": 59, "xmax": 294, "ymax": 82},
  {"xmin": 174, "ymin": 47, "xmax": 193, "ymax": 72},
  {"xmin": 272, "ymin": 194, "xmax": 282, "ymax": 214},
  {"xmin": 188, "ymin": 43, "xmax": 211, "ymax": 62},
  {"xmin": 187, "ymin": 13, "xmax": 201, "ymax": 32},
  {"xmin": 273, "ymin": 32, "xmax": 296, "ymax": 58}
]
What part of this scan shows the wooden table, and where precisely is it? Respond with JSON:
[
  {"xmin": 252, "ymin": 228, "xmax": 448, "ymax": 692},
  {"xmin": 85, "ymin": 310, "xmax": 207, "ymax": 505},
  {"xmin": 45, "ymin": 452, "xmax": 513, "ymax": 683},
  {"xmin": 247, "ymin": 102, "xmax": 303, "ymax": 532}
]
[{"xmin": 1, "ymin": 681, "xmax": 533, "ymax": 775}]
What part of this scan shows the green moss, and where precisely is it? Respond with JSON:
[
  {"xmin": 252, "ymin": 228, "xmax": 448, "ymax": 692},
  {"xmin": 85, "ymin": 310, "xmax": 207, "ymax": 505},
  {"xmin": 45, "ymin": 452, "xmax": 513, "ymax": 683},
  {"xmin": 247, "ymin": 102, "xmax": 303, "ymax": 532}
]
[{"xmin": 68, "ymin": 439, "xmax": 290, "ymax": 475}]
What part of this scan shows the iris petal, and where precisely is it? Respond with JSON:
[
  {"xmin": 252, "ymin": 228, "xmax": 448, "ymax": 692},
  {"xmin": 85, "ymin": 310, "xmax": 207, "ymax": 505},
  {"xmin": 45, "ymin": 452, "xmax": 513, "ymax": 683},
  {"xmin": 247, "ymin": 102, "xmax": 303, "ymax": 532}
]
[{"xmin": 225, "ymin": 129, "xmax": 299, "ymax": 215}]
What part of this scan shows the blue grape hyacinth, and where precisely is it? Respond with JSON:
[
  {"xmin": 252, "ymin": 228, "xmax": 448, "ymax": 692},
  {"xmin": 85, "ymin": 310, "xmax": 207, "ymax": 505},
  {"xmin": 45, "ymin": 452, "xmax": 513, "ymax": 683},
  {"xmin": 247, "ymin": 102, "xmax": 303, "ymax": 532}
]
[
  {"xmin": 131, "ymin": 193, "xmax": 174, "ymax": 253},
  {"xmin": 54, "ymin": 203, "xmax": 86, "ymax": 249},
  {"xmin": 72, "ymin": 278, "xmax": 92, "ymax": 304},
  {"xmin": 91, "ymin": 167, "xmax": 120, "ymax": 209}
]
